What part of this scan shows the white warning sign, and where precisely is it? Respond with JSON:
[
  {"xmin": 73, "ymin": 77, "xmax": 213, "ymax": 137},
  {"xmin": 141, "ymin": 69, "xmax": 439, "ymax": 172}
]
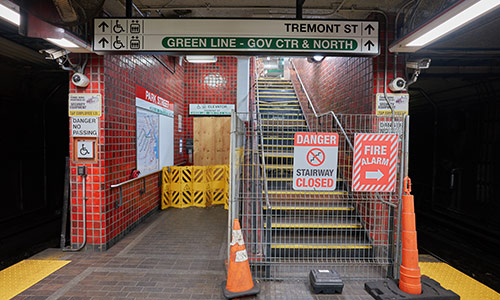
[{"xmin": 293, "ymin": 132, "xmax": 339, "ymax": 190}]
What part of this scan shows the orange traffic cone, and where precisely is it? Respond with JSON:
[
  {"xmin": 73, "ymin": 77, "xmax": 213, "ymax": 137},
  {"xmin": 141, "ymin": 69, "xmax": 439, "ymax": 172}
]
[
  {"xmin": 399, "ymin": 177, "xmax": 422, "ymax": 295},
  {"xmin": 222, "ymin": 219, "xmax": 260, "ymax": 299}
]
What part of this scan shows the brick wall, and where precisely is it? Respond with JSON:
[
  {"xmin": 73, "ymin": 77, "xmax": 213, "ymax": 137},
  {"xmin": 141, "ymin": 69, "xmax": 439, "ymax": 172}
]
[
  {"xmin": 291, "ymin": 57, "xmax": 373, "ymax": 115},
  {"xmin": 183, "ymin": 57, "xmax": 238, "ymax": 163},
  {"xmin": 69, "ymin": 54, "xmax": 184, "ymax": 250}
]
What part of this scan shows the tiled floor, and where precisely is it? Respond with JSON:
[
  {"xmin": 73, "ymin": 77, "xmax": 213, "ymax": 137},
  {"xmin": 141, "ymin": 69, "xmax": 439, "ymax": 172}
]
[{"xmin": 14, "ymin": 206, "xmax": 376, "ymax": 300}]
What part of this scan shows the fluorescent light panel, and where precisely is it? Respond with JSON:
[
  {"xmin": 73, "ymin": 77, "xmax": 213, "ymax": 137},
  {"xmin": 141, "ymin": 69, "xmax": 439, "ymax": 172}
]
[
  {"xmin": 186, "ymin": 55, "xmax": 217, "ymax": 63},
  {"xmin": 390, "ymin": 0, "xmax": 500, "ymax": 52},
  {"xmin": 46, "ymin": 38, "xmax": 79, "ymax": 48},
  {"xmin": 0, "ymin": 3, "xmax": 20, "ymax": 25},
  {"xmin": 408, "ymin": 0, "xmax": 500, "ymax": 46}
]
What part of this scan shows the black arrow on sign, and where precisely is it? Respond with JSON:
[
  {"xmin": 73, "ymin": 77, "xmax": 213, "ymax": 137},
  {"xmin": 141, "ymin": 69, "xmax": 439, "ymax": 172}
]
[
  {"xmin": 98, "ymin": 21, "xmax": 109, "ymax": 32},
  {"xmin": 364, "ymin": 40, "xmax": 375, "ymax": 51},
  {"xmin": 365, "ymin": 24, "xmax": 375, "ymax": 35},
  {"xmin": 98, "ymin": 37, "xmax": 109, "ymax": 48}
]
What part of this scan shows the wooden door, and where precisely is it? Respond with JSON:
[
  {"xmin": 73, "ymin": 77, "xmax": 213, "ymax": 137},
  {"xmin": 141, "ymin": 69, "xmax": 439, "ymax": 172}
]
[{"xmin": 193, "ymin": 117, "xmax": 231, "ymax": 165}]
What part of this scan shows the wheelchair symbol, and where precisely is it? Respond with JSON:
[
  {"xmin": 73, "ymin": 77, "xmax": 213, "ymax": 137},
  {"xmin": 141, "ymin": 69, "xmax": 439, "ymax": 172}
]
[
  {"xmin": 113, "ymin": 36, "xmax": 125, "ymax": 49},
  {"xmin": 113, "ymin": 21, "xmax": 125, "ymax": 33},
  {"xmin": 80, "ymin": 143, "xmax": 90, "ymax": 156}
]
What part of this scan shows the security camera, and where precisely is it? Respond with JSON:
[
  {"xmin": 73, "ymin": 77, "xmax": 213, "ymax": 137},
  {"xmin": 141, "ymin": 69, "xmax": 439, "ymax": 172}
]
[
  {"xmin": 388, "ymin": 77, "xmax": 406, "ymax": 92},
  {"xmin": 72, "ymin": 73, "xmax": 90, "ymax": 88},
  {"xmin": 406, "ymin": 58, "xmax": 431, "ymax": 70}
]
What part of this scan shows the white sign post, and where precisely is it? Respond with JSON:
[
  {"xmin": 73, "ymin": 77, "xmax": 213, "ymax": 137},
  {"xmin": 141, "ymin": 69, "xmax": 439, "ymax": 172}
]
[
  {"xmin": 293, "ymin": 132, "xmax": 339, "ymax": 191},
  {"xmin": 94, "ymin": 19, "xmax": 379, "ymax": 56}
]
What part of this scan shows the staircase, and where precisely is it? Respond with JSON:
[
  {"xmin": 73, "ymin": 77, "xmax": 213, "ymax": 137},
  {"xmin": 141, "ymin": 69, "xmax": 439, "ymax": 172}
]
[{"xmin": 256, "ymin": 78, "xmax": 373, "ymax": 276}]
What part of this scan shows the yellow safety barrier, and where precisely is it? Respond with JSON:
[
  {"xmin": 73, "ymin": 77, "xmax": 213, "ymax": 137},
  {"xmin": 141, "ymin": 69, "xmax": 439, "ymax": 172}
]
[{"xmin": 162, "ymin": 165, "xmax": 229, "ymax": 209}]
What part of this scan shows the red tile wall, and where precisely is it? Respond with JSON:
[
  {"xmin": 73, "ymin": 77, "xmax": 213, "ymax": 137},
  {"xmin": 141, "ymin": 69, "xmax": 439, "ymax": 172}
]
[
  {"xmin": 182, "ymin": 57, "xmax": 238, "ymax": 163},
  {"xmin": 69, "ymin": 54, "xmax": 184, "ymax": 250}
]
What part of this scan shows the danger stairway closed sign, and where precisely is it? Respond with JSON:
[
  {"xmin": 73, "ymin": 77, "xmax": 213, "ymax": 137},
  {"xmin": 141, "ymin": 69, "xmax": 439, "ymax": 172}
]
[{"xmin": 293, "ymin": 132, "xmax": 339, "ymax": 191}]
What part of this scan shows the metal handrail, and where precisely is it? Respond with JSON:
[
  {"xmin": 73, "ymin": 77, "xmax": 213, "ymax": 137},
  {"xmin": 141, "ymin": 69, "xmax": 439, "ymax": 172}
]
[
  {"xmin": 290, "ymin": 60, "xmax": 354, "ymax": 151},
  {"xmin": 255, "ymin": 77, "xmax": 272, "ymax": 210},
  {"xmin": 110, "ymin": 169, "xmax": 162, "ymax": 188}
]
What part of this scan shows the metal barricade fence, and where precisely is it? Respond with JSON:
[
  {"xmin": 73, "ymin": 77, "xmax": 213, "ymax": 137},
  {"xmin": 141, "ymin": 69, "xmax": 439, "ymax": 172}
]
[{"xmin": 229, "ymin": 111, "xmax": 407, "ymax": 281}]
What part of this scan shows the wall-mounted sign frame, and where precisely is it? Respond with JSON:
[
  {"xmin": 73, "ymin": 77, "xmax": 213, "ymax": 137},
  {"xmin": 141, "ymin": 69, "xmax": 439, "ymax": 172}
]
[{"xmin": 93, "ymin": 18, "xmax": 379, "ymax": 56}]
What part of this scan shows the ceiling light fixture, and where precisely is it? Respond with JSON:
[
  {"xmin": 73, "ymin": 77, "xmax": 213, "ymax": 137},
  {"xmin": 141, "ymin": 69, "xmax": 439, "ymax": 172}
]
[
  {"xmin": 186, "ymin": 55, "xmax": 217, "ymax": 63},
  {"xmin": 47, "ymin": 38, "xmax": 79, "ymax": 48},
  {"xmin": 0, "ymin": 2, "xmax": 20, "ymax": 26},
  {"xmin": 390, "ymin": 0, "xmax": 500, "ymax": 52},
  {"xmin": 312, "ymin": 55, "xmax": 325, "ymax": 62}
]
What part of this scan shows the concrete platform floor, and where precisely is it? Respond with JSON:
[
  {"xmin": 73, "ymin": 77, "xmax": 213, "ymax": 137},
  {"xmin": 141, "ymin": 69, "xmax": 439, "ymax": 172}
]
[{"xmin": 14, "ymin": 206, "xmax": 379, "ymax": 299}]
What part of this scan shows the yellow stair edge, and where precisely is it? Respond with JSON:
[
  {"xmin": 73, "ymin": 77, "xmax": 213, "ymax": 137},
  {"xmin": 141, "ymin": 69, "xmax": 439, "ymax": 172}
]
[
  {"xmin": 264, "ymin": 206, "xmax": 354, "ymax": 211},
  {"xmin": 266, "ymin": 223, "xmax": 362, "ymax": 229},
  {"xmin": 271, "ymin": 244, "xmax": 372, "ymax": 250},
  {"xmin": 265, "ymin": 190, "xmax": 348, "ymax": 195}
]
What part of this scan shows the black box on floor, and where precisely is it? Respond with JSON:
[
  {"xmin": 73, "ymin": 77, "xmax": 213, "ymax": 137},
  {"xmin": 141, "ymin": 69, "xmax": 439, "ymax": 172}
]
[{"xmin": 309, "ymin": 269, "xmax": 344, "ymax": 294}]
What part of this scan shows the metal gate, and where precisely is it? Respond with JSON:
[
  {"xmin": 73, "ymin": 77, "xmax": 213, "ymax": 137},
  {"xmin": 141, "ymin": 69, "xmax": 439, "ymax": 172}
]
[{"xmin": 229, "ymin": 110, "xmax": 408, "ymax": 281}]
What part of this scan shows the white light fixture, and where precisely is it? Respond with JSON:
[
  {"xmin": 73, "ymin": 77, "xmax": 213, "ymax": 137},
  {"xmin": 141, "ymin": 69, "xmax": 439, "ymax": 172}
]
[
  {"xmin": 312, "ymin": 55, "xmax": 324, "ymax": 62},
  {"xmin": 45, "ymin": 33, "xmax": 93, "ymax": 53},
  {"xmin": 186, "ymin": 55, "xmax": 217, "ymax": 63},
  {"xmin": 0, "ymin": 2, "xmax": 20, "ymax": 26},
  {"xmin": 47, "ymin": 38, "xmax": 79, "ymax": 48},
  {"xmin": 390, "ymin": 0, "xmax": 500, "ymax": 52}
]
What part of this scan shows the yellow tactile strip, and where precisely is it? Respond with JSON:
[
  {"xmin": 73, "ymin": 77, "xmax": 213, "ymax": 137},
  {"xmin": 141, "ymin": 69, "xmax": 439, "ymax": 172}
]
[
  {"xmin": 0, "ymin": 259, "xmax": 70, "ymax": 300},
  {"xmin": 420, "ymin": 262, "xmax": 500, "ymax": 300}
]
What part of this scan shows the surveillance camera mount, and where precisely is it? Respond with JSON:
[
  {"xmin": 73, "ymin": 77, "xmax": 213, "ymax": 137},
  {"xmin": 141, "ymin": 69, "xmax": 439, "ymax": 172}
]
[{"xmin": 405, "ymin": 58, "xmax": 431, "ymax": 89}]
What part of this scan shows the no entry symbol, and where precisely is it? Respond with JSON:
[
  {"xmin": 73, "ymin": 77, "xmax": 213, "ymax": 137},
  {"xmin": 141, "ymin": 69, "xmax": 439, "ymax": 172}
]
[{"xmin": 307, "ymin": 148, "xmax": 325, "ymax": 166}]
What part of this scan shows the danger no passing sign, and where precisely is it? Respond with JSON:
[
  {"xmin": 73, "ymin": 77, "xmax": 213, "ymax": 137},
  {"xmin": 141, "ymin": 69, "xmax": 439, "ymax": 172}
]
[
  {"xmin": 293, "ymin": 132, "xmax": 339, "ymax": 191},
  {"xmin": 352, "ymin": 133, "xmax": 398, "ymax": 192}
]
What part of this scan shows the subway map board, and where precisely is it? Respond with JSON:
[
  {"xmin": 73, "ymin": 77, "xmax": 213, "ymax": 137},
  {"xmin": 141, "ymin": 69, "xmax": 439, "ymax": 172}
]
[{"xmin": 93, "ymin": 19, "xmax": 379, "ymax": 56}]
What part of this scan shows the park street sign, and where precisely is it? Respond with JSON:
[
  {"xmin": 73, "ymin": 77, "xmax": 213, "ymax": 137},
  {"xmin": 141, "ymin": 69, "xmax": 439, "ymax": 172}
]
[{"xmin": 93, "ymin": 19, "xmax": 379, "ymax": 56}]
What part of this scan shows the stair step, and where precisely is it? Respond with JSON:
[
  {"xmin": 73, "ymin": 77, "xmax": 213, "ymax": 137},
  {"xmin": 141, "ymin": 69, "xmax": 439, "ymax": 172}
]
[
  {"xmin": 263, "ymin": 152, "xmax": 293, "ymax": 158},
  {"xmin": 258, "ymin": 88, "xmax": 295, "ymax": 91},
  {"xmin": 259, "ymin": 103, "xmax": 300, "ymax": 108},
  {"xmin": 264, "ymin": 201, "xmax": 354, "ymax": 211},
  {"xmin": 266, "ymin": 217, "xmax": 362, "ymax": 229},
  {"xmin": 265, "ymin": 190, "xmax": 348, "ymax": 196},
  {"xmin": 258, "ymin": 92, "xmax": 296, "ymax": 95},
  {"xmin": 260, "ymin": 107, "xmax": 301, "ymax": 111},
  {"xmin": 262, "ymin": 145, "xmax": 294, "ymax": 149},
  {"xmin": 265, "ymin": 165, "xmax": 293, "ymax": 169}
]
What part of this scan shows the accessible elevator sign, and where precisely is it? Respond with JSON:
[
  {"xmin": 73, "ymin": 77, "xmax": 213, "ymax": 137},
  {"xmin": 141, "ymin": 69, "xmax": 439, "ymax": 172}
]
[{"xmin": 93, "ymin": 19, "xmax": 379, "ymax": 56}]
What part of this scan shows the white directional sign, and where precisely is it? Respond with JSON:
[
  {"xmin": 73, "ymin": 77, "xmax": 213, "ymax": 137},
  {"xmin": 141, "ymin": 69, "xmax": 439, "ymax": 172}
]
[
  {"xmin": 93, "ymin": 19, "xmax": 379, "ymax": 56},
  {"xmin": 293, "ymin": 132, "xmax": 339, "ymax": 191}
]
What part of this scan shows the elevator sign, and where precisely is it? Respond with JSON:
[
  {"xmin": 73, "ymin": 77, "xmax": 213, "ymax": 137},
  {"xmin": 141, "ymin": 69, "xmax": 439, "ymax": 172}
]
[
  {"xmin": 293, "ymin": 132, "xmax": 339, "ymax": 191},
  {"xmin": 352, "ymin": 133, "xmax": 398, "ymax": 192},
  {"xmin": 93, "ymin": 19, "xmax": 379, "ymax": 56}
]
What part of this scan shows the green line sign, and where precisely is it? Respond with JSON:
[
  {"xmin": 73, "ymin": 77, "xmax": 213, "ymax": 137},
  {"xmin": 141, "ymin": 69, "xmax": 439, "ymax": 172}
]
[
  {"xmin": 93, "ymin": 19, "xmax": 379, "ymax": 56},
  {"xmin": 161, "ymin": 37, "xmax": 358, "ymax": 51}
]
